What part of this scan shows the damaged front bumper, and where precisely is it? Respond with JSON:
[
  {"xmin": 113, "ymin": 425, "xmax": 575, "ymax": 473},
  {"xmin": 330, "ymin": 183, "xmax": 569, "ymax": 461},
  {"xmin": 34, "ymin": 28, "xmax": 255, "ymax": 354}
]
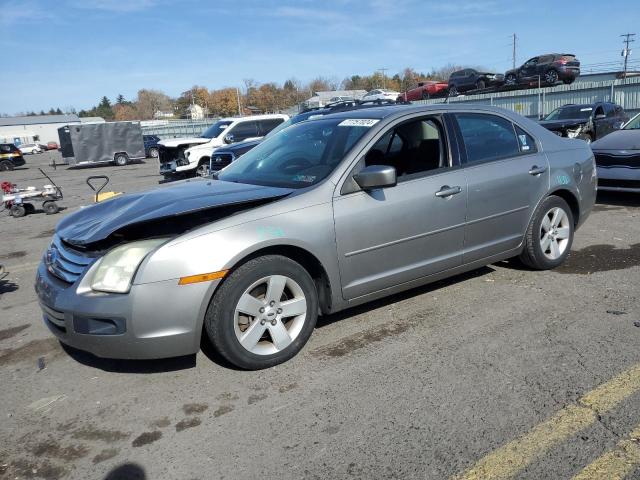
[{"xmin": 35, "ymin": 260, "xmax": 218, "ymax": 359}]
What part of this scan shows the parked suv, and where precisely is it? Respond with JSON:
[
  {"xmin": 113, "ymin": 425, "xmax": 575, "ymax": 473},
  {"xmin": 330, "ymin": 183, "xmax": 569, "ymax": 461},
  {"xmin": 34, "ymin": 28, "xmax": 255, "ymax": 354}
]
[
  {"xmin": 0, "ymin": 144, "xmax": 26, "ymax": 170},
  {"xmin": 158, "ymin": 114, "xmax": 288, "ymax": 178},
  {"xmin": 143, "ymin": 135, "xmax": 161, "ymax": 158},
  {"xmin": 448, "ymin": 69, "xmax": 504, "ymax": 95},
  {"xmin": 505, "ymin": 54, "xmax": 580, "ymax": 87},
  {"xmin": 539, "ymin": 102, "xmax": 627, "ymax": 143},
  {"xmin": 36, "ymin": 105, "xmax": 596, "ymax": 369}
]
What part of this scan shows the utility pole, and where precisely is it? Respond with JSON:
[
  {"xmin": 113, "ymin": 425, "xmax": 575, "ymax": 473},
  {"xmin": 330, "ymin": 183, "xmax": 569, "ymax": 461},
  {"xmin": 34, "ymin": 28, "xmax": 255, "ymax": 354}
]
[
  {"xmin": 378, "ymin": 67, "xmax": 389, "ymax": 88},
  {"xmin": 511, "ymin": 33, "xmax": 517, "ymax": 69},
  {"xmin": 236, "ymin": 88, "xmax": 242, "ymax": 116},
  {"xmin": 621, "ymin": 33, "xmax": 636, "ymax": 78}
]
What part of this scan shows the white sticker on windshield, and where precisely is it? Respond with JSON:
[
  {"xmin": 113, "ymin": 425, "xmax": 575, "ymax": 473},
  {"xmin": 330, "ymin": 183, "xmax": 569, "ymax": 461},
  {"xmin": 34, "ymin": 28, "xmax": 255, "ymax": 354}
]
[
  {"xmin": 580, "ymin": 108, "xmax": 593, "ymax": 112},
  {"xmin": 308, "ymin": 114, "xmax": 324, "ymax": 120},
  {"xmin": 338, "ymin": 119, "xmax": 380, "ymax": 127}
]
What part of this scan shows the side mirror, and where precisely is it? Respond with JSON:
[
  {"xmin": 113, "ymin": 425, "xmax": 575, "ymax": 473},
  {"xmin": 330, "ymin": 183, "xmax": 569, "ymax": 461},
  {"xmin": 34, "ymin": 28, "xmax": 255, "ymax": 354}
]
[
  {"xmin": 353, "ymin": 165, "xmax": 397, "ymax": 190},
  {"xmin": 224, "ymin": 133, "xmax": 235, "ymax": 144},
  {"xmin": 595, "ymin": 114, "xmax": 606, "ymax": 120}
]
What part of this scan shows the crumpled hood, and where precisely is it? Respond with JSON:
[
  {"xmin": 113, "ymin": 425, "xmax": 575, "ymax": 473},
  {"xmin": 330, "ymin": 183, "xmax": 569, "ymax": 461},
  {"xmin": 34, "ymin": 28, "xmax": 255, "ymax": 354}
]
[
  {"xmin": 592, "ymin": 129, "xmax": 640, "ymax": 151},
  {"xmin": 159, "ymin": 137, "xmax": 210, "ymax": 147},
  {"xmin": 539, "ymin": 118, "xmax": 588, "ymax": 130},
  {"xmin": 57, "ymin": 179, "xmax": 293, "ymax": 246}
]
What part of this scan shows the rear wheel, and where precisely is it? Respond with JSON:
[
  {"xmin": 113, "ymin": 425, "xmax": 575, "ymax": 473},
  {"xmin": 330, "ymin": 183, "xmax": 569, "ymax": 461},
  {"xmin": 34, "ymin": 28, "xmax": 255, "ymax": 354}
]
[
  {"xmin": 0, "ymin": 160, "xmax": 14, "ymax": 171},
  {"xmin": 421, "ymin": 91, "xmax": 430, "ymax": 100},
  {"xmin": 114, "ymin": 153, "xmax": 129, "ymax": 166},
  {"xmin": 476, "ymin": 79, "xmax": 486, "ymax": 90},
  {"xmin": 505, "ymin": 74, "xmax": 517, "ymax": 86},
  {"xmin": 148, "ymin": 147, "xmax": 159, "ymax": 158},
  {"xmin": 10, "ymin": 204, "xmax": 26, "ymax": 218},
  {"xmin": 520, "ymin": 195, "xmax": 574, "ymax": 270},
  {"xmin": 205, "ymin": 255, "xmax": 318, "ymax": 370},
  {"xmin": 448, "ymin": 85, "xmax": 458, "ymax": 96},
  {"xmin": 43, "ymin": 201, "xmax": 59, "ymax": 215},
  {"xmin": 544, "ymin": 69, "xmax": 559, "ymax": 85}
]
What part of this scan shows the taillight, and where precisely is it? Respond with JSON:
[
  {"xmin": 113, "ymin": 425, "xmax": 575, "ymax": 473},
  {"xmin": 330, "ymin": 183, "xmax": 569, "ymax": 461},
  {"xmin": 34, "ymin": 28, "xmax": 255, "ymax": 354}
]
[{"xmin": 558, "ymin": 58, "xmax": 568, "ymax": 64}]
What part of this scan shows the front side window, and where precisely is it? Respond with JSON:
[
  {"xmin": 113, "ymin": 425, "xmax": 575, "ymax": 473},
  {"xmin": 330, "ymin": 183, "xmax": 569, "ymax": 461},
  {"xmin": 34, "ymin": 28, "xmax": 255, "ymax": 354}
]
[
  {"xmin": 364, "ymin": 116, "xmax": 446, "ymax": 178},
  {"xmin": 454, "ymin": 113, "xmax": 520, "ymax": 164},
  {"xmin": 227, "ymin": 121, "xmax": 259, "ymax": 141},
  {"xmin": 217, "ymin": 118, "xmax": 374, "ymax": 189}
]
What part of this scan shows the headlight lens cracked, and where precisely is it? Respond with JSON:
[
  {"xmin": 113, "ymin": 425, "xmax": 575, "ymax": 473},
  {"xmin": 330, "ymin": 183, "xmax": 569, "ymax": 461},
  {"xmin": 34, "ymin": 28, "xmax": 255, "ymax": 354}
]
[{"xmin": 90, "ymin": 239, "xmax": 166, "ymax": 293}]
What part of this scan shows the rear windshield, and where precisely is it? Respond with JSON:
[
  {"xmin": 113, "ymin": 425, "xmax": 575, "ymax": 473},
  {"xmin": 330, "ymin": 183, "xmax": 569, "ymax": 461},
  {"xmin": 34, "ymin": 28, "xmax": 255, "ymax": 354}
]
[
  {"xmin": 544, "ymin": 106, "xmax": 592, "ymax": 121},
  {"xmin": 217, "ymin": 118, "xmax": 375, "ymax": 189},
  {"xmin": 0, "ymin": 144, "xmax": 18, "ymax": 153}
]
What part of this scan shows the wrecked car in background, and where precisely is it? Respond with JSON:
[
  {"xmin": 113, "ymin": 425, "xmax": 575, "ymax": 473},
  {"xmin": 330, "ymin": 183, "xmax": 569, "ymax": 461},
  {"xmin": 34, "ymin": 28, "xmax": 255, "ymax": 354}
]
[
  {"xmin": 158, "ymin": 114, "xmax": 287, "ymax": 178},
  {"xmin": 505, "ymin": 53, "xmax": 581, "ymax": 86},
  {"xmin": 592, "ymin": 112, "xmax": 640, "ymax": 192},
  {"xmin": 398, "ymin": 81, "xmax": 449, "ymax": 101},
  {"xmin": 539, "ymin": 102, "xmax": 627, "ymax": 143},
  {"xmin": 36, "ymin": 104, "xmax": 596, "ymax": 370}
]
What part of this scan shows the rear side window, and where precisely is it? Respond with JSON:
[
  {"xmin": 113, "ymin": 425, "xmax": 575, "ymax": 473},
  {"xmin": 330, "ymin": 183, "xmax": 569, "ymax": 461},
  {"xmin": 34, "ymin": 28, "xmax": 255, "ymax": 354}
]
[
  {"xmin": 514, "ymin": 125, "xmax": 537, "ymax": 154},
  {"xmin": 454, "ymin": 113, "xmax": 521, "ymax": 164}
]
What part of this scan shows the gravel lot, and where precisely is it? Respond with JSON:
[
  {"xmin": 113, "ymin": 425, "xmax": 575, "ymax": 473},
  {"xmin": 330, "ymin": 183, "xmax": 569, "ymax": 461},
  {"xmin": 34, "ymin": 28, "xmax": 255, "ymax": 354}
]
[{"xmin": 1, "ymin": 151, "xmax": 639, "ymax": 480}]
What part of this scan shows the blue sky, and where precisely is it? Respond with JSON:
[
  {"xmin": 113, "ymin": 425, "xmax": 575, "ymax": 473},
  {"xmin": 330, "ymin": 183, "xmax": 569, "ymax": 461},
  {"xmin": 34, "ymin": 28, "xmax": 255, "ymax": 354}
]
[{"xmin": 1, "ymin": 0, "xmax": 639, "ymax": 114}]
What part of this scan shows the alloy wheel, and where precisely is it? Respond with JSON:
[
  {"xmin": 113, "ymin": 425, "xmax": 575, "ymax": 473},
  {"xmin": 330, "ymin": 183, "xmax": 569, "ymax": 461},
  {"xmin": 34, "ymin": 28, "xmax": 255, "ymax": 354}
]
[
  {"xmin": 539, "ymin": 207, "xmax": 570, "ymax": 260},
  {"xmin": 545, "ymin": 70, "xmax": 559, "ymax": 84},
  {"xmin": 233, "ymin": 275, "xmax": 307, "ymax": 355}
]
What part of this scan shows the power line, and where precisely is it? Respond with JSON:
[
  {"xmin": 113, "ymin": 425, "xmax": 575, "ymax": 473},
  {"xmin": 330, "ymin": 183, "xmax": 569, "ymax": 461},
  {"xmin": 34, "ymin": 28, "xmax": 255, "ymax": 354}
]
[{"xmin": 621, "ymin": 33, "xmax": 636, "ymax": 78}]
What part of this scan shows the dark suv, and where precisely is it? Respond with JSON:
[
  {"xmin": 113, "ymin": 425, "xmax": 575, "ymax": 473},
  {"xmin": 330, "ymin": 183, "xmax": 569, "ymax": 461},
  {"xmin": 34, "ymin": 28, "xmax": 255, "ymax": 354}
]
[
  {"xmin": 0, "ymin": 143, "xmax": 26, "ymax": 171},
  {"xmin": 505, "ymin": 54, "xmax": 580, "ymax": 87},
  {"xmin": 539, "ymin": 102, "xmax": 627, "ymax": 143},
  {"xmin": 143, "ymin": 135, "xmax": 161, "ymax": 158},
  {"xmin": 448, "ymin": 69, "xmax": 504, "ymax": 95}
]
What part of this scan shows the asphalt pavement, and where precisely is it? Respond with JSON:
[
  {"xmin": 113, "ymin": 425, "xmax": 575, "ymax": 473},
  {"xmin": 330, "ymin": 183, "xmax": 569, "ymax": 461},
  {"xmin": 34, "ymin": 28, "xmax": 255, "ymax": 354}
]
[{"xmin": 1, "ymin": 151, "xmax": 639, "ymax": 480}]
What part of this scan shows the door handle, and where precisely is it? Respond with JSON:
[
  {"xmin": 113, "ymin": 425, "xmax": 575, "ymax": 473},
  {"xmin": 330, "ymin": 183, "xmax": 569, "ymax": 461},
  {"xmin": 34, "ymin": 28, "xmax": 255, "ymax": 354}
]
[
  {"xmin": 435, "ymin": 185, "xmax": 462, "ymax": 198},
  {"xmin": 528, "ymin": 165, "xmax": 547, "ymax": 176}
]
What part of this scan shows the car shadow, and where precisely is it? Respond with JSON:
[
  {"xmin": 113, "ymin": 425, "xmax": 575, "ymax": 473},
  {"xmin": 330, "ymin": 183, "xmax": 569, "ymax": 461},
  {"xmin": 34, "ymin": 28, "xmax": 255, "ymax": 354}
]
[
  {"xmin": 104, "ymin": 463, "xmax": 146, "ymax": 480},
  {"xmin": 316, "ymin": 266, "xmax": 495, "ymax": 328},
  {"xmin": 61, "ymin": 343, "xmax": 196, "ymax": 373},
  {"xmin": 596, "ymin": 190, "xmax": 640, "ymax": 208}
]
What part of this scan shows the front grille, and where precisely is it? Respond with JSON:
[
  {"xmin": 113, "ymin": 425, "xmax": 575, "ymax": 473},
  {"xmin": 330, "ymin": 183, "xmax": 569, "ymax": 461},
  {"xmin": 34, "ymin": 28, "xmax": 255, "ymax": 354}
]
[
  {"xmin": 598, "ymin": 178, "xmax": 640, "ymax": 189},
  {"xmin": 595, "ymin": 152, "xmax": 640, "ymax": 168},
  {"xmin": 158, "ymin": 145, "xmax": 185, "ymax": 165},
  {"xmin": 211, "ymin": 152, "xmax": 234, "ymax": 169},
  {"xmin": 46, "ymin": 236, "xmax": 94, "ymax": 284}
]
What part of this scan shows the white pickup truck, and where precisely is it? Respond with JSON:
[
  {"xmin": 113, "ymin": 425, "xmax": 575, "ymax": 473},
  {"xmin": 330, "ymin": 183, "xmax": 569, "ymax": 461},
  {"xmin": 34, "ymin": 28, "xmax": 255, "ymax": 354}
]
[{"xmin": 158, "ymin": 114, "xmax": 288, "ymax": 177}]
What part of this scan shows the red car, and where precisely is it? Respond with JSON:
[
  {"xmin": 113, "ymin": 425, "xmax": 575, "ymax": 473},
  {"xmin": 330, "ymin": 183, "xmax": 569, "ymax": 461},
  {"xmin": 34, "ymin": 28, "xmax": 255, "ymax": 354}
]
[
  {"xmin": 398, "ymin": 81, "xmax": 449, "ymax": 101},
  {"xmin": 46, "ymin": 141, "xmax": 59, "ymax": 150}
]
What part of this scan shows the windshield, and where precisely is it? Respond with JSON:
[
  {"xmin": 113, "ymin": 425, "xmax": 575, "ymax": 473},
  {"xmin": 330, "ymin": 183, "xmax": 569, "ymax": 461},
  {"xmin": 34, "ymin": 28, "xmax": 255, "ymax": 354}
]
[
  {"xmin": 217, "ymin": 118, "xmax": 376, "ymax": 188},
  {"xmin": 201, "ymin": 120, "xmax": 233, "ymax": 139},
  {"xmin": 544, "ymin": 106, "xmax": 593, "ymax": 121},
  {"xmin": 624, "ymin": 114, "xmax": 640, "ymax": 130}
]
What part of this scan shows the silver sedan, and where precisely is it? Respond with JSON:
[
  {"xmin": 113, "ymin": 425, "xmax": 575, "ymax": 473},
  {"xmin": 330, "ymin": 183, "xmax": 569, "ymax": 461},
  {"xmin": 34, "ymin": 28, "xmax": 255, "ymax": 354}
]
[{"xmin": 36, "ymin": 104, "xmax": 597, "ymax": 369}]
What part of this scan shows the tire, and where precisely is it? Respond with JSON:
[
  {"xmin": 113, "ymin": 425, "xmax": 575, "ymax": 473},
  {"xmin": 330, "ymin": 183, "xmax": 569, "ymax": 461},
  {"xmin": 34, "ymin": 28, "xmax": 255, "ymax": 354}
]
[
  {"xmin": 448, "ymin": 85, "xmax": 458, "ymax": 96},
  {"xmin": 520, "ymin": 195, "xmax": 574, "ymax": 270},
  {"xmin": 421, "ymin": 91, "xmax": 430, "ymax": 100},
  {"xmin": 10, "ymin": 204, "xmax": 26, "ymax": 218},
  {"xmin": 476, "ymin": 79, "xmax": 486, "ymax": 90},
  {"xmin": 195, "ymin": 158, "xmax": 210, "ymax": 177},
  {"xmin": 148, "ymin": 147, "xmax": 159, "ymax": 158},
  {"xmin": 505, "ymin": 74, "xmax": 517, "ymax": 86},
  {"xmin": 0, "ymin": 161, "xmax": 14, "ymax": 171},
  {"xmin": 544, "ymin": 69, "xmax": 559, "ymax": 85},
  {"xmin": 114, "ymin": 153, "xmax": 129, "ymax": 166},
  {"xmin": 563, "ymin": 78, "xmax": 573, "ymax": 85},
  {"xmin": 43, "ymin": 201, "xmax": 59, "ymax": 215},
  {"xmin": 205, "ymin": 255, "xmax": 319, "ymax": 370},
  {"xmin": 576, "ymin": 133, "xmax": 593, "ymax": 144}
]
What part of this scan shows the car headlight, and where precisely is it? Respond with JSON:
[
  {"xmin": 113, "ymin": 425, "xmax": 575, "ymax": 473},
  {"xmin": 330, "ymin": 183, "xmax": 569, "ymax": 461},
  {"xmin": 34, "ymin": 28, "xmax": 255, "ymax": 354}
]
[{"xmin": 91, "ymin": 239, "xmax": 167, "ymax": 293}]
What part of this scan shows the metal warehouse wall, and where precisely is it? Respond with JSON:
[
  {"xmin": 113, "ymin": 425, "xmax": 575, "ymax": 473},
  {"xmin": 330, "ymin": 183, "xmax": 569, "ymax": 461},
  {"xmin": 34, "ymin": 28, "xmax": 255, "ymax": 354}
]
[
  {"xmin": 419, "ymin": 76, "xmax": 640, "ymax": 119},
  {"xmin": 0, "ymin": 122, "xmax": 78, "ymax": 145}
]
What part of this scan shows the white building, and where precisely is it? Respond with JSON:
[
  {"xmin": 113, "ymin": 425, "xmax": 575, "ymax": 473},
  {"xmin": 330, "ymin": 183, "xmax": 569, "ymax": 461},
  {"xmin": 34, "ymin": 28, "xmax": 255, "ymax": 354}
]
[
  {"xmin": 0, "ymin": 114, "xmax": 103, "ymax": 145},
  {"xmin": 186, "ymin": 104, "xmax": 205, "ymax": 120}
]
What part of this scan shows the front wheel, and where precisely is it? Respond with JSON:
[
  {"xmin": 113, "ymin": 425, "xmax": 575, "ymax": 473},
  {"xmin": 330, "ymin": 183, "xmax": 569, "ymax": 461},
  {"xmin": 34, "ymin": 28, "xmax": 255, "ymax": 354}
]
[
  {"xmin": 148, "ymin": 147, "xmax": 159, "ymax": 158},
  {"xmin": 421, "ymin": 91, "xmax": 430, "ymax": 100},
  {"xmin": 476, "ymin": 79, "xmax": 486, "ymax": 90},
  {"xmin": 520, "ymin": 196, "xmax": 574, "ymax": 270},
  {"xmin": 0, "ymin": 160, "xmax": 14, "ymax": 171},
  {"xmin": 205, "ymin": 255, "xmax": 318, "ymax": 370},
  {"xmin": 544, "ymin": 69, "xmax": 559, "ymax": 85},
  {"xmin": 505, "ymin": 74, "xmax": 517, "ymax": 86},
  {"xmin": 43, "ymin": 201, "xmax": 59, "ymax": 215},
  {"xmin": 10, "ymin": 204, "xmax": 26, "ymax": 218},
  {"xmin": 448, "ymin": 85, "xmax": 458, "ymax": 96}
]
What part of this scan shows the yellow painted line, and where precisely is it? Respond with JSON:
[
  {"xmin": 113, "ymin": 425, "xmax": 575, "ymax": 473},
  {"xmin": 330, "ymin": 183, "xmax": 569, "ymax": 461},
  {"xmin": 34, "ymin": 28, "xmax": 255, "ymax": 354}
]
[
  {"xmin": 453, "ymin": 363, "xmax": 640, "ymax": 480},
  {"xmin": 572, "ymin": 424, "xmax": 640, "ymax": 480}
]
